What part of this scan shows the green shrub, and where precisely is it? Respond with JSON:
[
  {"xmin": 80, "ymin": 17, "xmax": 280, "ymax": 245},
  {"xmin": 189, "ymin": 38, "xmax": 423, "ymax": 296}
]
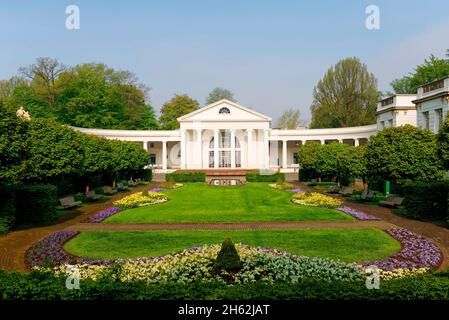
[
  {"xmin": 0, "ymin": 185, "xmax": 16, "ymax": 234},
  {"xmin": 1, "ymin": 268, "xmax": 449, "ymax": 300},
  {"xmin": 246, "ymin": 172, "xmax": 285, "ymax": 182},
  {"xmin": 0, "ymin": 216, "xmax": 15, "ymax": 235},
  {"xmin": 213, "ymin": 238, "xmax": 241, "ymax": 271},
  {"xmin": 403, "ymin": 180, "xmax": 449, "ymax": 220},
  {"xmin": 14, "ymin": 184, "xmax": 57, "ymax": 225},
  {"xmin": 165, "ymin": 171, "xmax": 205, "ymax": 182}
]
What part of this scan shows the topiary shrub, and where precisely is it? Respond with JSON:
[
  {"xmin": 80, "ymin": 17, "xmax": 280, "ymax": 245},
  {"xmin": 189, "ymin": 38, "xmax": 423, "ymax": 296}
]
[{"xmin": 213, "ymin": 237, "xmax": 241, "ymax": 271}]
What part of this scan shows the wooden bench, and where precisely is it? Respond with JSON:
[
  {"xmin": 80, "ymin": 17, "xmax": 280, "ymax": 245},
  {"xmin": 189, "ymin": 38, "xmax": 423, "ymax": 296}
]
[
  {"xmin": 117, "ymin": 182, "xmax": 129, "ymax": 191},
  {"xmin": 102, "ymin": 186, "xmax": 118, "ymax": 195},
  {"xmin": 339, "ymin": 187, "xmax": 353, "ymax": 196},
  {"xmin": 379, "ymin": 197, "xmax": 404, "ymax": 207},
  {"xmin": 58, "ymin": 196, "xmax": 82, "ymax": 210},
  {"xmin": 85, "ymin": 191, "xmax": 102, "ymax": 201}
]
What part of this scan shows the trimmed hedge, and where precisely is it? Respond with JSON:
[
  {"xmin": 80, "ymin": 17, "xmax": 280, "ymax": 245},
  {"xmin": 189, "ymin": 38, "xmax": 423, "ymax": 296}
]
[
  {"xmin": 165, "ymin": 171, "xmax": 205, "ymax": 182},
  {"xmin": 0, "ymin": 185, "xmax": 16, "ymax": 234},
  {"xmin": 14, "ymin": 184, "xmax": 58, "ymax": 225},
  {"xmin": 1, "ymin": 269, "xmax": 449, "ymax": 300},
  {"xmin": 246, "ymin": 172, "xmax": 285, "ymax": 182},
  {"xmin": 403, "ymin": 180, "xmax": 449, "ymax": 220}
]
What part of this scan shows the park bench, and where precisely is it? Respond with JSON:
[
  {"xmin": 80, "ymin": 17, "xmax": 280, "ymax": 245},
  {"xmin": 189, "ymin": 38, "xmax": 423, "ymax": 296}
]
[
  {"xmin": 339, "ymin": 187, "xmax": 353, "ymax": 196},
  {"xmin": 360, "ymin": 190, "xmax": 375, "ymax": 201},
  {"xmin": 117, "ymin": 182, "xmax": 129, "ymax": 191},
  {"xmin": 102, "ymin": 185, "xmax": 118, "ymax": 195},
  {"xmin": 128, "ymin": 179, "xmax": 138, "ymax": 187},
  {"xmin": 58, "ymin": 196, "xmax": 82, "ymax": 210},
  {"xmin": 379, "ymin": 196, "xmax": 404, "ymax": 207},
  {"xmin": 327, "ymin": 185, "xmax": 340, "ymax": 194},
  {"xmin": 85, "ymin": 191, "xmax": 102, "ymax": 201}
]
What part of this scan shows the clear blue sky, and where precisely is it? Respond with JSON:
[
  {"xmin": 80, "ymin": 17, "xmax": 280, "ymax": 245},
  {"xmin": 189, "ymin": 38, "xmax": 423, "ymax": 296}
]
[{"xmin": 1, "ymin": 0, "xmax": 449, "ymax": 122}]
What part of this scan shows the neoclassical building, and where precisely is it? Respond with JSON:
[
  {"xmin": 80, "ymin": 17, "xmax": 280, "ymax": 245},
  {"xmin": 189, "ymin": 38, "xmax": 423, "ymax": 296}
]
[
  {"xmin": 74, "ymin": 76, "xmax": 449, "ymax": 172},
  {"xmin": 74, "ymin": 99, "xmax": 376, "ymax": 172}
]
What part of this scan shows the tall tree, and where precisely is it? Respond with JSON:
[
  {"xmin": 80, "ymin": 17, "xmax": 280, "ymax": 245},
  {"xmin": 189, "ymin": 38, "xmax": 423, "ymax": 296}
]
[
  {"xmin": 19, "ymin": 57, "xmax": 67, "ymax": 111},
  {"xmin": 9, "ymin": 59, "xmax": 159, "ymax": 130},
  {"xmin": 391, "ymin": 51, "xmax": 449, "ymax": 94},
  {"xmin": 206, "ymin": 87, "xmax": 235, "ymax": 105},
  {"xmin": 310, "ymin": 57, "xmax": 378, "ymax": 128},
  {"xmin": 159, "ymin": 94, "xmax": 199, "ymax": 130},
  {"xmin": 0, "ymin": 76, "xmax": 28, "ymax": 104},
  {"xmin": 275, "ymin": 108, "xmax": 302, "ymax": 129}
]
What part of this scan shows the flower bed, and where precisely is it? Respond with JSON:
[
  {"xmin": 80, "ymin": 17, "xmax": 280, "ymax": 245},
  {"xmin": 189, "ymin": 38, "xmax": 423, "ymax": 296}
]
[
  {"xmin": 269, "ymin": 182, "xmax": 294, "ymax": 190},
  {"xmin": 28, "ymin": 228, "xmax": 443, "ymax": 283},
  {"xmin": 113, "ymin": 191, "xmax": 167, "ymax": 209},
  {"xmin": 84, "ymin": 207, "xmax": 123, "ymax": 223},
  {"xmin": 292, "ymin": 192, "xmax": 343, "ymax": 208},
  {"xmin": 336, "ymin": 206, "xmax": 379, "ymax": 221},
  {"xmin": 363, "ymin": 228, "xmax": 442, "ymax": 271}
]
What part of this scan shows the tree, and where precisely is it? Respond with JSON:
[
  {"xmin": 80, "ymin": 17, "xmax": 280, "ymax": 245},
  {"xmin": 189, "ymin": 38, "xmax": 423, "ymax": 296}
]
[
  {"xmin": 315, "ymin": 142, "xmax": 349, "ymax": 181},
  {"xmin": 437, "ymin": 113, "xmax": 449, "ymax": 169},
  {"xmin": 336, "ymin": 145, "xmax": 367, "ymax": 185},
  {"xmin": 297, "ymin": 141, "xmax": 321, "ymax": 181},
  {"xmin": 0, "ymin": 76, "xmax": 28, "ymax": 104},
  {"xmin": 366, "ymin": 125, "xmax": 444, "ymax": 189},
  {"xmin": 19, "ymin": 57, "xmax": 67, "ymax": 111},
  {"xmin": 8, "ymin": 58, "xmax": 159, "ymax": 130},
  {"xmin": 310, "ymin": 57, "xmax": 378, "ymax": 128},
  {"xmin": 275, "ymin": 108, "xmax": 302, "ymax": 129},
  {"xmin": 159, "ymin": 94, "xmax": 199, "ymax": 129},
  {"xmin": 391, "ymin": 52, "xmax": 449, "ymax": 94},
  {"xmin": 206, "ymin": 87, "xmax": 235, "ymax": 105},
  {"xmin": 0, "ymin": 104, "xmax": 29, "ymax": 183}
]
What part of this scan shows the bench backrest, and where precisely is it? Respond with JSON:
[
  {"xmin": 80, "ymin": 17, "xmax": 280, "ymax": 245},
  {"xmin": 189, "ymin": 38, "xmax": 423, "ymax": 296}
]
[
  {"xmin": 86, "ymin": 191, "xmax": 96, "ymax": 197},
  {"xmin": 342, "ymin": 187, "xmax": 353, "ymax": 193},
  {"xmin": 392, "ymin": 197, "xmax": 404, "ymax": 205},
  {"xmin": 60, "ymin": 196, "xmax": 75, "ymax": 206},
  {"xmin": 103, "ymin": 186, "xmax": 112, "ymax": 193},
  {"xmin": 117, "ymin": 182, "xmax": 124, "ymax": 188}
]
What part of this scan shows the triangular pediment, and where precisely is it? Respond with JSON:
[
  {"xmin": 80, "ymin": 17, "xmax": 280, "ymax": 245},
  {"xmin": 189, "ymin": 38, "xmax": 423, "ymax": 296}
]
[{"xmin": 177, "ymin": 99, "xmax": 271, "ymax": 122}]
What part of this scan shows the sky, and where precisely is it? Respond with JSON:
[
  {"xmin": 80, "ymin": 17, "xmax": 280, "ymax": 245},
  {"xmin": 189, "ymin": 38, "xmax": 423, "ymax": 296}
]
[{"xmin": 1, "ymin": 0, "xmax": 449, "ymax": 123}]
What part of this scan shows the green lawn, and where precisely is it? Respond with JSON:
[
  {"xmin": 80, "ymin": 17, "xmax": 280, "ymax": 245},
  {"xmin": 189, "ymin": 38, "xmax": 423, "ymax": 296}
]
[
  {"xmin": 64, "ymin": 228, "xmax": 400, "ymax": 262},
  {"xmin": 105, "ymin": 183, "xmax": 352, "ymax": 223}
]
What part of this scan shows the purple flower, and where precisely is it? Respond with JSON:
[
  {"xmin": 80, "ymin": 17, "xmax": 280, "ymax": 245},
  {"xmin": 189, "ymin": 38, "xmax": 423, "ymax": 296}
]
[
  {"xmin": 363, "ymin": 228, "xmax": 442, "ymax": 270},
  {"xmin": 337, "ymin": 206, "xmax": 379, "ymax": 220},
  {"xmin": 84, "ymin": 206, "xmax": 123, "ymax": 223},
  {"xmin": 288, "ymin": 188, "xmax": 305, "ymax": 194},
  {"xmin": 150, "ymin": 188, "xmax": 166, "ymax": 192}
]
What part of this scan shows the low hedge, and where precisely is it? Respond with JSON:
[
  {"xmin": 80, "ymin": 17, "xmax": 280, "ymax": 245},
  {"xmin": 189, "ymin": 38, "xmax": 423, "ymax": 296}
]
[
  {"xmin": 0, "ymin": 185, "xmax": 16, "ymax": 235},
  {"xmin": 165, "ymin": 171, "xmax": 205, "ymax": 182},
  {"xmin": 1, "ymin": 269, "xmax": 449, "ymax": 300},
  {"xmin": 14, "ymin": 184, "xmax": 58, "ymax": 225},
  {"xmin": 246, "ymin": 172, "xmax": 285, "ymax": 182},
  {"xmin": 403, "ymin": 180, "xmax": 449, "ymax": 220}
]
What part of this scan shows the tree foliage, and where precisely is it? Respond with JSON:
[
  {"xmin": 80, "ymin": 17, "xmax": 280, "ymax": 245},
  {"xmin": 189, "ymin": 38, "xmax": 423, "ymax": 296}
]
[
  {"xmin": 315, "ymin": 142, "xmax": 349, "ymax": 181},
  {"xmin": 6, "ymin": 58, "xmax": 159, "ymax": 130},
  {"xmin": 206, "ymin": 87, "xmax": 235, "ymax": 105},
  {"xmin": 391, "ymin": 52, "xmax": 449, "ymax": 94},
  {"xmin": 336, "ymin": 145, "xmax": 367, "ymax": 183},
  {"xmin": 366, "ymin": 125, "xmax": 444, "ymax": 186},
  {"xmin": 275, "ymin": 108, "xmax": 302, "ymax": 129},
  {"xmin": 437, "ymin": 113, "xmax": 449, "ymax": 169},
  {"xmin": 297, "ymin": 141, "xmax": 321, "ymax": 179},
  {"xmin": 310, "ymin": 57, "xmax": 378, "ymax": 128},
  {"xmin": 159, "ymin": 94, "xmax": 199, "ymax": 130}
]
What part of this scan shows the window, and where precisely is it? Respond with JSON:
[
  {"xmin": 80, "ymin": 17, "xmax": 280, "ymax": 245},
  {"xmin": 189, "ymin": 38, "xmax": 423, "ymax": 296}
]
[
  {"xmin": 435, "ymin": 109, "xmax": 443, "ymax": 131},
  {"xmin": 149, "ymin": 143, "xmax": 154, "ymax": 148},
  {"xmin": 380, "ymin": 121, "xmax": 385, "ymax": 129},
  {"xmin": 423, "ymin": 111, "xmax": 430, "ymax": 129},
  {"xmin": 149, "ymin": 154, "xmax": 156, "ymax": 165},
  {"xmin": 219, "ymin": 107, "xmax": 230, "ymax": 114},
  {"xmin": 293, "ymin": 152, "xmax": 299, "ymax": 165},
  {"xmin": 388, "ymin": 119, "xmax": 393, "ymax": 127},
  {"xmin": 209, "ymin": 151, "xmax": 214, "ymax": 168},
  {"xmin": 209, "ymin": 131, "xmax": 241, "ymax": 168}
]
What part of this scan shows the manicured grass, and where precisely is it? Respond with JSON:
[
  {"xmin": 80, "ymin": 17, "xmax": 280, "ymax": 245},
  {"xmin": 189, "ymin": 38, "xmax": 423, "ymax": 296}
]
[
  {"xmin": 105, "ymin": 183, "xmax": 352, "ymax": 223},
  {"xmin": 64, "ymin": 228, "xmax": 400, "ymax": 262}
]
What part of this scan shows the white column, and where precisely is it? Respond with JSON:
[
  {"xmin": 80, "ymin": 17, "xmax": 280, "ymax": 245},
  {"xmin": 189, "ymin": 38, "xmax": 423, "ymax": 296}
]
[
  {"xmin": 247, "ymin": 129, "xmax": 253, "ymax": 169},
  {"xmin": 230, "ymin": 129, "xmax": 236, "ymax": 169},
  {"xmin": 264, "ymin": 129, "xmax": 269, "ymax": 169},
  {"xmin": 180, "ymin": 130, "xmax": 186, "ymax": 169},
  {"xmin": 162, "ymin": 141, "xmax": 167, "ymax": 170},
  {"xmin": 320, "ymin": 139, "xmax": 325, "ymax": 145},
  {"xmin": 282, "ymin": 139, "xmax": 287, "ymax": 169},
  {"xmin": 354, "ymin": 138, "xmax": 360, "ymax": 147},
  {"xmin": 214, "ymin": 129, "xmax": 219, "ymax": 169},
  {"xmin": 196, "ymin": 129, "xmax": 202, "ymax": 169},
  {"xmin": 142, "ymin": 141, "xmax": 148, "ymax": 152}
]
